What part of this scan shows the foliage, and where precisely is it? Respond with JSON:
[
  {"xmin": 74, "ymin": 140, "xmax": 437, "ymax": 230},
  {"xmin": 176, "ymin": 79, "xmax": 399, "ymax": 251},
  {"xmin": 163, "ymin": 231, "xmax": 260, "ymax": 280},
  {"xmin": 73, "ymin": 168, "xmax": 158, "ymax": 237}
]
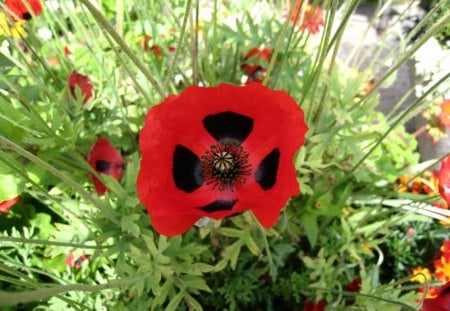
[{"xmin": 0, "ymin": 0, "xmax": 449, "ymax": 310}]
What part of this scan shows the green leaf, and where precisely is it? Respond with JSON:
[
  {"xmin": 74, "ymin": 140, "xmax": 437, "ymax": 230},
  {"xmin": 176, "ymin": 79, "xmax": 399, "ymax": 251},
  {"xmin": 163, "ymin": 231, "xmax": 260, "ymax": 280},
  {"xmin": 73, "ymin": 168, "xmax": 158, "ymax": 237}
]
[
  {"xmin": 184, "ymin": 292, "xmax": 203, "ymax": 311},
  {"xmin": 151, "ymin": 278, "xmax": 174, "ymax": 310},
  {"xmin": 166, "ymin": 291, "xmax": 184, "ymax": 311},
  {"xmin": 121, "ymin": 214, "xmax": 141, "ymax": 237},
  {"xmin": 228, "ymin": 240, "xmax": 243, "ymax": 270},
  {"xmin": 244, "ymin": 233, "xmax": 260, "ymax": 256},
  {"xmin": 219, "ymin": 227, "xmax": 244, "ymax": 238},
  {"xmin": 300, "ymin": 212, "xmax": 319, "ymax": 248},
  {"xmin": 0, "ymin": 53, "xmax": 14, "ymax": 68},
  {"xmin": 0, "ymin": 161, "xmax": 23, "ymax": 201}
]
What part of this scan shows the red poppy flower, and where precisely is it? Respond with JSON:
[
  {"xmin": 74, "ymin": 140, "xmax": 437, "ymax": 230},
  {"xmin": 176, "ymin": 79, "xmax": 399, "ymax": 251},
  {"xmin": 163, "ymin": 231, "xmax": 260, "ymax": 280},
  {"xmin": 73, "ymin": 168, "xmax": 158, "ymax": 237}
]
[
  {"xmin": 68, "ymin": 71, "xmax": 93, "ymax": 104},
  {"xmin": 286, "ymin": 1, "xmax": 324, "ymax": 34},
  {"xmin": 0, "ymin": 196, "xmax": 20, "ymax": 213},
  {"xmin": 437, "ymin": 156, "xmax": 450, "ymax": 206},
  {"xmin": 65, "ymin": 252, "xmax": 88, "ymax": 269},
  {"xmin": 87, "ymin": 137, "xmax": 125, "ymax": 195},
  {"xmin": 304, "ymin": 299, "xmax": 326, "ymax": 311},
  {"xmin": 5, "ymin": 0, "xmax": 42, "ymax": 20},
  {"xmin": 421, "ymin": 282, "xmax": 450, "ymax": 311},
  {"xmin": 241, "ymin": 47, "xmax": 272, "ymax": 83},
  {"xmin": 439, "ymin": 99, "xmax": 450, "ymax": 129},
  {"xmin": 137, "ymin": 83, "xmax": 308, "ymax": 236}
]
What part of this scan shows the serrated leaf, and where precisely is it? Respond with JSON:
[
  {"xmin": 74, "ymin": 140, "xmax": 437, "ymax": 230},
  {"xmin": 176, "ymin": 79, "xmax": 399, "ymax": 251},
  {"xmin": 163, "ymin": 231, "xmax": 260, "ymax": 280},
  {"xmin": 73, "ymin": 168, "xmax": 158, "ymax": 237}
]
[
  {"xmin": 166, "ymin": 291, "xmax": 184, "ymax": 311},
  {"xmin": 151, "ymin": 278, "xmax": 174, "ymax": 310},
  {"xmin": 142, "ymin": 234, "xmax": 157, "ymax": 254},
  {"xmin": 219, "ymin": 227, "xmax": 244, "ymax": 238},
  {"xmin": 244, "ymin": 233, "xmax": 260, "ymax": 256},
  {"xmin": 300, "ymin": 212, "xmax": 319, "ymax": 248},
  {"xmin": 185, "ymin": 292, "xmax": 203, "ymax": 311},
  {"xmin": 228, "ymin": 240, "xmax": 243, "ymax": 270}
]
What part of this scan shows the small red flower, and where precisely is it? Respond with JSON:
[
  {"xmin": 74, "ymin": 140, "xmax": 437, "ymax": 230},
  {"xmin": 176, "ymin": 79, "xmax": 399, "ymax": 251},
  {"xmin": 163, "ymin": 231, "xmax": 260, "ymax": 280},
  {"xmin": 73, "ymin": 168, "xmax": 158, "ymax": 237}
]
[
  {"xmin": 68, "ymin": 71, "xmax": 93, "ymax": 104},
  {"xmin": 5, "ymin": 0, "xmax": 42, "ymax": 20},
  {"xmin": 304, "ymin": 299, "xmax": 326, "ymax": 311},
  {"xmin": 64, "ymin": 46, "xmax": 72, "ymax": 57},
  {"xmin": 137, "ymin": 83, "xmax": 308, "ymax": 236},
  {"xmin": 241, "ymin": 47, "xmax": 272, "ymax": 83},
  {"xmin": 138, "ymin": 35, "xmax": 164, "ymax": 58},
  {"xmin": 65, "ymin": 252, "xmax": 88, "ymax": 269},
  {"xmin": 437, "ymin": 156, "xmax": 450, "ymax": 206},
  {"xmin": 150, "ymin": 45, "xmax": 163, "ymax": 59},
  {"xmin": 346, "ymin": 278, "xmax": 361, "ymax": 305},
  {"xmin": 0, "ymin": 196, "xmax": 20, "ymax": 213},
  {"xmin": 87, "ymin": 137, "xmax": 125, "ymax": 195},
  {"xmin": 439, "ymin": 99, "xmax": 450, "ymax": 129},
  {"xmin": 421, "ymin": 282, "xmax": 450, "ymax": 311},
  {"xmin": 286, "ymin": 1, "xmax": 324, "ymax": 34}
]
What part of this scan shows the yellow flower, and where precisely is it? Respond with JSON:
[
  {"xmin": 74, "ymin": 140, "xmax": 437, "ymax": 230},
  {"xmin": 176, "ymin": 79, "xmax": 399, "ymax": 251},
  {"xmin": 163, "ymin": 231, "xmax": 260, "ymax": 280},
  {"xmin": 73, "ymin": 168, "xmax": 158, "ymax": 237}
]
[
  {"xmin": 410, "ymin": 267, "xmax": 433, "ymax": 284},
  {"xmin": 0, "ymin": 12, "xmax": 26, "ymax": 39}
]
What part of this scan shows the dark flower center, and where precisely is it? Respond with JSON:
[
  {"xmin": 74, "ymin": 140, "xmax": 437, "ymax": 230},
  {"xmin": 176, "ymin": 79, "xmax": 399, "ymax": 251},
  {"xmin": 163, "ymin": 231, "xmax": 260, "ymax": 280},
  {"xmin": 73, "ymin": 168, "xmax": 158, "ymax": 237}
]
[{"xmin": 201, "ymin": 141, "xmax": 251, "ymax": 191}]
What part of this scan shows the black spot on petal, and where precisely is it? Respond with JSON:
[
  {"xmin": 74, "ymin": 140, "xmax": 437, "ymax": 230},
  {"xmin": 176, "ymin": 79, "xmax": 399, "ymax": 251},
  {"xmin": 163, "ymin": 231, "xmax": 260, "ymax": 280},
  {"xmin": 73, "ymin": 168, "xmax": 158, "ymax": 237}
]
[
  {"xmin": 173, "ymin": 145, "xmax": 203, "ymax": 192},
  {"xmin": 255, "ymin": 149, "xmax": 280, "ymax": 190},
  {"xmin": 203, "ymin": 111, "xmax": 253, "ymax": 143},
  {"xmin": 96, "ymin": 160, "xmax": 111, "ymax": 172},
  {"xmin": 199, "ymin": 200, "xmax": 237, "ymax": 213},
  {"xmin": 23, "ymin": 12, "xmax": 32, "ymax": 20}
]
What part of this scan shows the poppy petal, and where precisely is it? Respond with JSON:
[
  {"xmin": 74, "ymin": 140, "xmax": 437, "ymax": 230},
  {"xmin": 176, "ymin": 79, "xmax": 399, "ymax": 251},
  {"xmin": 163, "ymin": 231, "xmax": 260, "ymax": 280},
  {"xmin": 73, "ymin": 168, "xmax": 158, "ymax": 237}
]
[{"xmin": 0, "ymin": 196, "xmax": 20, "ymax": 213}]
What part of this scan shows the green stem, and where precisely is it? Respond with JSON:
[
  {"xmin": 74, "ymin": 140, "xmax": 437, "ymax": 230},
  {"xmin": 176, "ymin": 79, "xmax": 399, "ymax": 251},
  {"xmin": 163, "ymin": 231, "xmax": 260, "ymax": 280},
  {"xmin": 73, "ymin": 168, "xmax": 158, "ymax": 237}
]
[
  {"xmin": 0, "ymin": 272, "xmax": 152, "ymax": 305},
  {"xmin": 354, "ymin": 9, "xmax": 450, "ymax": 108},
  {"xmin": 78, "ymin": 0, "xmax": 166, "ymax": 99},
  {"xmin": 164, "ymin": 0, "xmax": 192, "ymax": 89},
  {"xmin": 262, "ymin": 0, "xmax": 297, "ymax": 86},
  {"xmin": 251, "ymin": 212, "xmax": 273, "ymax": 269},
  {"xmin": 0, "ymin": 236, "xmax": 111, "ymax": 249},
  {"xmin": 309, "ymin": 286, "xmax": 416, "ymax": 310},
  {"xmin": 191, "ymin": 0, "xmax": 200, "ymax": 85}
]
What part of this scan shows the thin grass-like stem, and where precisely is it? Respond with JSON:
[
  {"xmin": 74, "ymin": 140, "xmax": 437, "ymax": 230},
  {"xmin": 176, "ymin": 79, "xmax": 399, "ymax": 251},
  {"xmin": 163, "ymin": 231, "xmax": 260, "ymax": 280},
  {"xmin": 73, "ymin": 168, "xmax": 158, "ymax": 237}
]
[
  {"xmin": 0, "ymin": 272, "xmax": 152, "ymax": 305},
  {"xmin": 78, "ymin": 0, "xmax": 166, "ymax": 98},
  {"xmin": 164, "ymin": 0, "xmax": 192, "ymax": 89}
]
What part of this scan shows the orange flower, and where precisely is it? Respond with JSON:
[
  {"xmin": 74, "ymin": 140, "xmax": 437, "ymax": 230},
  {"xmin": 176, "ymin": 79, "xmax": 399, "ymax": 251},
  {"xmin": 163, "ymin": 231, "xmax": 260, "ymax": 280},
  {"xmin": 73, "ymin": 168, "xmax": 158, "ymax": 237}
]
[
  {"xmin": 434, "ymin": 256, "xmax": 450, "ymax": 282},
  {"xmin": 418, "ymin": 286, "xmax": 439, "ymax": 299},
  {"xmin": 411, "ymin": 267, "xmax": 433, "ymax": 284},
  {"xmin": 285, "ymin": 1, "xmax": 324, "ymax": 34},
  {"xmin": 439, "ymin": 99, "xmax": 450, "ymax": 129}
]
